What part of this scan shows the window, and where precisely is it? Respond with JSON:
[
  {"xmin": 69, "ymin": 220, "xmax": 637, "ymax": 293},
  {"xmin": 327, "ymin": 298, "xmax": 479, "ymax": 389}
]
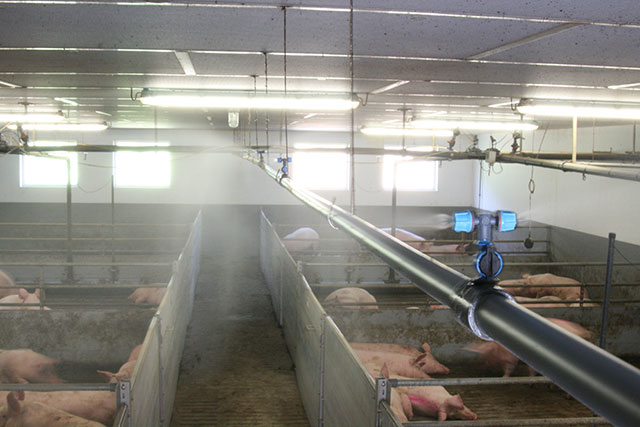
[
  {"xmin": 382, "ymin": 155, "xmax": 438, "ymax": 191},
  {"xmin": 20, "ymin": 141, "xmax": 78, "ymax": 187},
  {"xmin": 114, "ymin": 142, "xmax": 171, "ymax": 188},
  {"xmin": 291, "ymin": 151, "xmax": 350, "ymax": 190}
]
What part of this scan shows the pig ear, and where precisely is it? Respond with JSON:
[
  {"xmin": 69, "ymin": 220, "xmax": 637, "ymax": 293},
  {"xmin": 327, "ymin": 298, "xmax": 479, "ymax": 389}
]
[
  {"xmin": 18, "ymin": 288, "xmax": 28, "ymax": 300},
  {"xmin": 97, "ymin": 370, "xmax": 115, "ymax": 382},
  {"xmin": 34, "ymin": 289, "xmax": 41, "ymax": 298},
  {"xmin": 421, "ymin": 342, "xmax": 431, "ymax": 353},
  {"xmin": 7, "ymin": 392, "xmax": 21, "ymax": 417},
  {"xmin": 380, "ymin": 363, "xmax": 390, "ymax": 379},
  {"xmin": 521, "ymin": 273, "xmax": 530, "ymax": 279}
]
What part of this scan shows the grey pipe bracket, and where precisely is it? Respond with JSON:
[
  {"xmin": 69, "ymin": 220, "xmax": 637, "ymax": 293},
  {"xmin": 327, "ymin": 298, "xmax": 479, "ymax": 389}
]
[{"xmin": 460, "ymin": 283, "xmax": 516, "ymax": 341}]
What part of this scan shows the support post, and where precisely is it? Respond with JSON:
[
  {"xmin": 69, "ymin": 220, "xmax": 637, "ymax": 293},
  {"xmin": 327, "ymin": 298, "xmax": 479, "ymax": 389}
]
[
  {"xmin": 375, "ymin": 377, "xmax": 390, "ymax": 427},
  {"xmin": 65, "ymin": 158, "xmax": 74, "ymax": 283},
  {"xmin": 572, "ymin": 115, "xmax": 578, "ymax": 163},
  {"xmin": 599, "ymin": 233, "xmax": 616, "ymax": 349}
]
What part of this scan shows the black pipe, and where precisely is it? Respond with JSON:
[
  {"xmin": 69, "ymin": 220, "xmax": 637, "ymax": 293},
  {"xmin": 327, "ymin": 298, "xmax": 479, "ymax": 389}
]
[
  {"xmin": 599, "ymin": 233, "xmax": 616, "ymax": 349},
  {"xmin": 245, "ymin": 154, "xmax": 640, "ymax": 426}
]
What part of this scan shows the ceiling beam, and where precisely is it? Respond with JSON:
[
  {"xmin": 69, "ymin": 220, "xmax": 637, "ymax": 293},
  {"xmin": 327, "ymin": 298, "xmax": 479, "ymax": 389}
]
[{"xmin": 466, "ymin": 23, "xmax": 582, "ymax": 60}]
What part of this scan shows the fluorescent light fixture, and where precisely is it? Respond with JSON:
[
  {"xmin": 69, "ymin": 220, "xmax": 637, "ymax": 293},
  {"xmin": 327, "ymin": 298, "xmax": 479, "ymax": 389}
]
[
  {"xmin": 140, "ymin": 91, "xmax": 359, "ymax": 111},
  {"xmin": 608, "ymin": 82, "xmax": 640, "ymax": 90},
  {"xmin": 370, "ymin": 80, "xmax": 410, "ymax": 94},
  {"xmin": 488, "ymin": 100, "xmax": 517, "ymax": 108},
  {"xmin": 0, "ymin": 79, "xmax": 20, "ymax": 88},
  {"xmin": 54, "ymin": 97, "xmax": 79, "ymax": 106},
  {"xmin": 0, "ymin": 112, "xmax": 64, "ymax": 123},
  {"xmin": 294, "ymin": 142, "xmax": 347, "ymax": 149},
  {"xmin": 9, "ymin": 123, "xmax": 108, "ymax": 131},
  {"xmin": 95, "ymin": 110, "xmax": 112, "ymax": 117},
  {"xmin": 406, "ymin": 146, "xmax": 435, "ymax": 152},
  {"xmin": 303, "ymin": 113, "xmax": 318, "ymax": 119},
  {"xmin": 517, "ymin": 100, "xmax": 640, "ymax": 119},
  {"xmin": 411, "ymin": 119, "xmax": 538, "ymax": 131},
  {"xmin": 361, "ymin": 127, "xmax": 454, "ymax": 137}
]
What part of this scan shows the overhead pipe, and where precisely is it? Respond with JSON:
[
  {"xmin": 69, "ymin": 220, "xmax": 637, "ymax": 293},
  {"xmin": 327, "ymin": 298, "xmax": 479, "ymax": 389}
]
[
  {"xmin": 498, "ymin": 154, "xmax": 640, "ymax": 182},
  {"xmin": 245, "ymin": 153, "xmax": 640, "ymax": 426}
]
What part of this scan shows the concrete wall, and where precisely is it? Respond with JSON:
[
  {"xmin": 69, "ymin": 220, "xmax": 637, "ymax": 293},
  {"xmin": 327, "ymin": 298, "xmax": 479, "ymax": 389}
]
[
  {"xmin": 474, "ymin": 124, "xmax": 640, "ymax": 245},
  {"xmin": 0, "ymin": 128, "xmax": 476, "ymax": 207}
]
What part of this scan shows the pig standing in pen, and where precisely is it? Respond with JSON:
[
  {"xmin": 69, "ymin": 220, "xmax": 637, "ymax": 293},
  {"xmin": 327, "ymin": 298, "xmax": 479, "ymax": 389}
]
[
  {"xmin": 97, "ymin": 344, "xmax": 142, "ymax": 383},
  {"xmin": 282, "ymin": 227, "xmax": 320, "ymax": 252},
  {"xmin": 0, "ymin": 391, "xmax": 104, "ymax": 427}
]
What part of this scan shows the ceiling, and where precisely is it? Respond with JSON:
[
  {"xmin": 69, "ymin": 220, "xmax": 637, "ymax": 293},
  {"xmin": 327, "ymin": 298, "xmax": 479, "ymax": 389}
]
[{"xmin": 2, "ymin": 0, "xmax": 640, "ymax": 131}]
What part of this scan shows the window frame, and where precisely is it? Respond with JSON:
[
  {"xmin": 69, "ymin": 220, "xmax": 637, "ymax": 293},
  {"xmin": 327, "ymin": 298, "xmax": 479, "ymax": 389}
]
[{"xmin": 19, "ymin": 140, "xmax": 79, "ymax": 188}]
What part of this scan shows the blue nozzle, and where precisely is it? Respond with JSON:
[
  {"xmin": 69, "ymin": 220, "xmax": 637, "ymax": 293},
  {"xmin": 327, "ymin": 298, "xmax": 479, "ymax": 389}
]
[
  {"xmin": 497, "ymin": 210, "xmax": 517, "ymax": 232},
  {"xmin": 453, "ymin": 210, "xmax": 475, "ymax": 233}
]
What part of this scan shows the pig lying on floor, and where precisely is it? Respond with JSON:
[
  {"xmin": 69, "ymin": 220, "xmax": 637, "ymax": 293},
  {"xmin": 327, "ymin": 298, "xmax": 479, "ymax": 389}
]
[
  {"xmin": 282, "ymin": 227, "xmax": 319, "ymax": 252},
  {"xmin": 128, "ymin": 287, "xmax": 166, "ymax": 305},
  {"xmin": 0, "ymin": 289, "xmax": 48, "ymax": 310},
  {"xmin": 0, "ymin": 391, "xmax": 104, "ymax": 426},
  {"xmin": 97, "ymin": 344, "xmax": 142, "ymax": 383},
  {"xmin": 0, "ymin": 349, "xmax": 63, "ymax": 384},
  {"xmin": 0, "ymin": 390, "xmax": 115, "ymax": 425},
  {"xmin": 350, "ymin": 342, "xmax": 450, "ymax": 374},
  {"xmin": 324, "ymin": 287, "xmax": 378, "ymax": 309},
  {"xmin": 501, "ymin": 273, "xmax": 591, "ymax": 302},
  {"xmin": 465, "ymin": 318, "xmax": 593, "ymax": 377}
]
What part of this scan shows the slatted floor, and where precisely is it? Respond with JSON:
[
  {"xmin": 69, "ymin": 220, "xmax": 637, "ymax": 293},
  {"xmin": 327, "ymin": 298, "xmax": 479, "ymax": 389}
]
[{"xmin": 171, "ymin": 251, "xmax": 309, "ymax": 426}]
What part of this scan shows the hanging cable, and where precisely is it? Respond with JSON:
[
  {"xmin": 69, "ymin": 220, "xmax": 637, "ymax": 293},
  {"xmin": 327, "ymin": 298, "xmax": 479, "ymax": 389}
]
[
  {"xmin": 253, "ymin": 75, "xmax": 259, "ymax": 147},
  {"xmin": 282, "ymin": 6, "xmax": 290, "ymax": 176},
  {"xmin": 349, "ymin": 0, "xmax": 356, "ymax": 214},
  {"xmin": 264, "ymin": 52, "xmax": 270, "ymax": 151}
]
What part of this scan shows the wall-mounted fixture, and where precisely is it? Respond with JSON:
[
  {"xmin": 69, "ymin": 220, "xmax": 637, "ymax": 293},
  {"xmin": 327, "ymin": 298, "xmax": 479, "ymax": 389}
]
[
  {"xmin": 0, "ymin": 112, "xmax": 64, "ymax": 123},
  {"xmin": 8, "ymin": 123, "xmax": 109, "ymax": 131},
  {"xmin": 228, "ymin": 111, "xmax": 239, "ymax": 128},
  {"xmin": 139, "ymin": 90, "xmax": 359, "ymax": 111},
  {"xmin": 517, "ymin": 99, "xmax": 640, "ymax": 120},
  {"xmin": 361, "ymin": 127, "xmax": 453, "ymax": 137},
  {"xmin": 410, "ymin": 118, "xmax": 538, "ymax": 131}
]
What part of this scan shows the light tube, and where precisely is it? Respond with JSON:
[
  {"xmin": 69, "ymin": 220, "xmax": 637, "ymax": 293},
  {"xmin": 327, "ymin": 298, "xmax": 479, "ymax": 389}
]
[
  {"xmin": 54, "ymin": 97, "xmax": 79, "ymax": 106},
  {"xmin": 9, "ymin": 123, "xmax": 108, "ymax": 131},
  {"xmin": 361, "ymin": 128, "xmax": 453, "ymax": 137},
  {"xmin": 410, "ymin": 119, "xmax": 538, "ymax": 131},
  {"xmin": 0, "ymin": 113, "xmax": 64, "ymax": 123},
  {"xmin": 140, "ymin": 93, "xmax": 359, "ymax": 111},
  {"xmin": 517, "ymin": 102, "xmax": 640, "ymax": 120}
]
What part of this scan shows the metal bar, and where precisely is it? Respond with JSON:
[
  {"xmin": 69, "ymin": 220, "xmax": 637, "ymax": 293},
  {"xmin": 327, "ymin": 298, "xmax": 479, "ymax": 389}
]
[
  {"xmin": 0, "ymin": 284, "xmax": 166, "ymax": 289},
  {"xmin": 66, "ymin": 158, "xmax": 74, "ymax": 283},
  {"xmin": 572, "ymin": 116, "xmax": 578, "ymax": 163},
  {"xmin": 246, "ymin": 154, "xmax": 640, "ymax": 426},
  {"xmin": 111, "ymin": 174, "xmax": 117, "ymax": 284},
  {"xmin": 0, "ymin": 383, "xmax": 116, "ymax": 392},
  {"xmin": 599, "ymin": 233, "xmax": 616, "ymax": 349},
  {"xmin": 0, "ymin": 237, "xmax": 184, "ymax": 241},
  {"xmin": 405, "ymin": 417, "xmax": 609, "ymax": 426},
  {"xmin": 391, "ymin": 376, "xmax": 552, "ymax": 387},
  {"xmin": 302, "ymin": 261, "xmax": 640, "ymax": 267},
  {"xmin": 0, "ymin": 261, "xmax": 171, "ymax": 266},
  {"xmin": 0, "ymin": 222, "xmax": 190, "ymax": 227}
]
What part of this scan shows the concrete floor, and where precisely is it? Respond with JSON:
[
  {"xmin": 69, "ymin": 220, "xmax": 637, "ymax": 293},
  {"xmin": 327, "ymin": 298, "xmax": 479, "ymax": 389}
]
[{"xmin": 170, "ymin": 249, "xmax": 309, "ymax": 426}]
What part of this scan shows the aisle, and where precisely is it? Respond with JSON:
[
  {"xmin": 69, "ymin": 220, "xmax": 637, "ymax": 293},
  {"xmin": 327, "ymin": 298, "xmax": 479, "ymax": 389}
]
[{"xmin": 171, "ymin": 250, "xmax": 309, "ymax": 426}]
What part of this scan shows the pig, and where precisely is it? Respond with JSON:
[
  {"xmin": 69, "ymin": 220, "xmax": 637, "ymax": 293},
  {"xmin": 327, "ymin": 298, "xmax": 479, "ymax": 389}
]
[
  {"xmin": 0, "ymin": 391, "xmax": 104, "ymax": 426},
  {"xmin": 350, "ymin": 342, "xmax": 450, "ymax": 374},
  {"xmin": 515, "ymin": 295, "xmax": 569, "ymax": 308},
  {"xmin": 97, "ymin": 359, "xmax": 135, "ymax": 383},
  {"xmin": 354, "ymin": 349, "xmax": 430, "ymax": 379},
  {"xmin": 0, "ymin": 289, "xmax": 48, "ymax": 310},
  {"xmin": 465, "ymin": 318, "xmax": 593, "ymax": 377},
  {"xmin": 502, "ymin": 273, "xmax": 588, "ymax": 302},
  {"xmin": 282, "ymin": 227, "xmax": 319, "ymax": 252},
  {"xmin": 381, "ymin": 228, "xmax": 430, "ymax": 252},
  {"xmin": 0, "ymin": 390, "xmax": 115, "ymax": 425},
  {"xmin": 377, "ymin": 364, "xmax": 414, "ymax": 422},
  {"xmin": 0, "ymin": 270, "xmax": 17, "ymax": 299},
  {"xmin": 0, "ymin": 349, "xmax": 63, "ymax": 384},
  {"xmin": 425, "ymin": 243, "xmax": 471, "ymax": 256},
  {"xmin": 128, "ymin": 287, "xmax": 166, "ymax": 305},
  {"xmin": 324, "ymin": 287, "xmax": 378, "ymax": 309},
  {"xmin": 127, "ymin": 344, "xmax": 142, "ymax": 363},
  {"xmin": 371, "ymin": 364, "xmax": 476, "ymax": 422}
]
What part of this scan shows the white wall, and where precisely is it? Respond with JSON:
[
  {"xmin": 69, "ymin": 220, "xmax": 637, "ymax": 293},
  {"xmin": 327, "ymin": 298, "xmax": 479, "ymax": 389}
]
[
  {"xmin": 0, "ymin": 128, "xmax": 476, "ymax": 207},
  {"xmin": 475, "ymin": 123, "xmax": 640, "ymax": 245}
]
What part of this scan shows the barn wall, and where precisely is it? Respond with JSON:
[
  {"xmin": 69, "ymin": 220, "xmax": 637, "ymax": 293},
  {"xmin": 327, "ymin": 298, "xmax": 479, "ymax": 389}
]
[
  {"xmin": 0, "ymin": 128, "xmax": 476, "ymax": 207},
  {"xmin": 475, "ymin": 124, "xmax": 640, "ymax": 245}
]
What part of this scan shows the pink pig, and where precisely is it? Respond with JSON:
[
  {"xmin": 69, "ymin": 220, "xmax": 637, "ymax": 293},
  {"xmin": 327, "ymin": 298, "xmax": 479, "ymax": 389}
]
[
  {"xmin": 0, "ymin": 270, "xmax": 17, "ymax": 299},
  {"xmin": 381, "ymin": 228, "xmax": 430, "ymax": 252},
  {"xmin": 97, "ymin": 360, "xmax": 136, "ymax": 383},
  {"xmin": 324, "ymin": 287, "xmax": 378, "ymax": 309},
  {"xmin": 350, "ymin": 342, "xmax": 449, "ymax": 374},
  {"xmin": 0, "ymin": 349, "xmax": 63, "ymax": 384},
  {"xmin": 128, "ymin": 287, "xmax": 166, "ymax": 305},
  {"xmin": 0, "ymin": 391, "xmax": 104, "ymax": 426},
  {"xmin": 282, "ymin": 227, "xmax": 320, "ymax": 252},
  {"xmin": 0, "ymin": 289, "xmax": 48, "ymax": 310}
]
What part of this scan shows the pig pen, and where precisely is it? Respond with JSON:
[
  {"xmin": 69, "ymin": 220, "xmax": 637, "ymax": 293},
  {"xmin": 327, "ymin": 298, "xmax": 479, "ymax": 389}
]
[
  {"xmin": 0, "ymin": 211, "xmax": 201, "ymax": 426},
  {"xmin": 260, "ymin": 209, "xmax": 640, "ymax": 426}
]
